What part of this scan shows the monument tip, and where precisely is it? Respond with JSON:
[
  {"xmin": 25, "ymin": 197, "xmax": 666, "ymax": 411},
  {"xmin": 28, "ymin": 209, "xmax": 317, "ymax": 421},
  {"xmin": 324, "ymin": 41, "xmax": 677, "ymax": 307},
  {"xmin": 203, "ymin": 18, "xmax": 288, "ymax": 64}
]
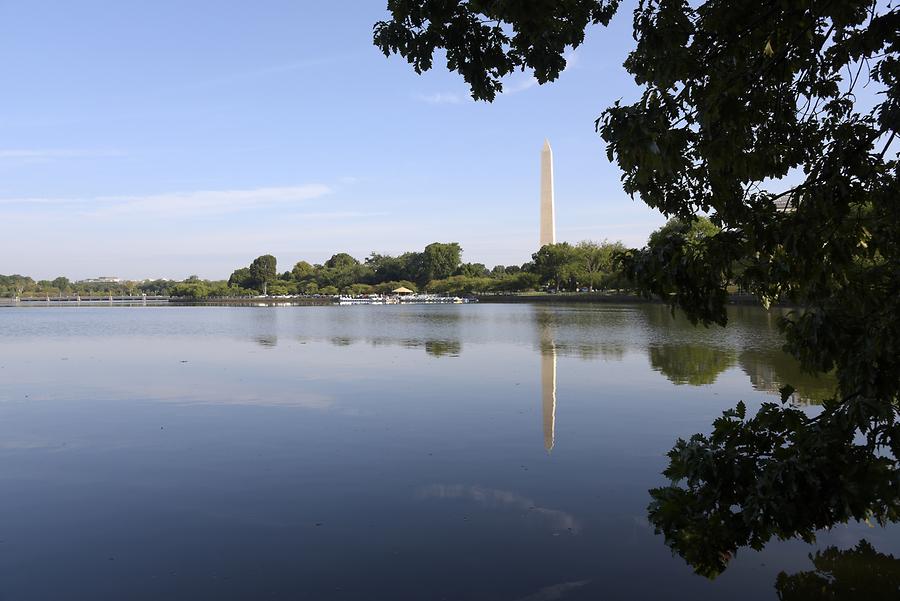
[{"xmin": 543, "ymin": 139, "xmax": 551, "ymax": 151}]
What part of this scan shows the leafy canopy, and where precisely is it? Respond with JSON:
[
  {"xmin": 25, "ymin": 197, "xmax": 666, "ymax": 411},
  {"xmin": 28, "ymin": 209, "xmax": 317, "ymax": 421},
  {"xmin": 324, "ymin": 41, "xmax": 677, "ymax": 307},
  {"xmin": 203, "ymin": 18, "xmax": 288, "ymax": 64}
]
[{"xmin": 374, "ymin": 0, "xmax": 620, "ymax": 101}]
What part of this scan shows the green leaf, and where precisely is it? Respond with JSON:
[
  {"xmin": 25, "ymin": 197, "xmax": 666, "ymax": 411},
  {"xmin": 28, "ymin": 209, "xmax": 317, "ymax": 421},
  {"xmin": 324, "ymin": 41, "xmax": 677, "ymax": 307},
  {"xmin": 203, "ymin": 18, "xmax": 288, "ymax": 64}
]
[{"xmin": 779, "ymin": 385, "xmax": 796, "ymax": 403}]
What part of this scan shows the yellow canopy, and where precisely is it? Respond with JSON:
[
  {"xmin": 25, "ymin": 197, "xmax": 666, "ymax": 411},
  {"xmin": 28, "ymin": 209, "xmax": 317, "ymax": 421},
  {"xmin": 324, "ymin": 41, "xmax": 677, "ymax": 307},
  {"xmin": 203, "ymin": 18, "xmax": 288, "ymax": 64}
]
[{"xmin": 392, "ymin": 287, "xmax": 414, "ymax": 294}]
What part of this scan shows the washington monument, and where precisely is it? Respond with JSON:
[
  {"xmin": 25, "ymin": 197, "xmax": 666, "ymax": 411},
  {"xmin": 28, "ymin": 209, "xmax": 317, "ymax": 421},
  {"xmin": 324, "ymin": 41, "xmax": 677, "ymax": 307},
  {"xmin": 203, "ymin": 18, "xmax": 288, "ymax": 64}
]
[{"xmin": 540, "ymin": 139, "xmax": 556, "ymax": 247}]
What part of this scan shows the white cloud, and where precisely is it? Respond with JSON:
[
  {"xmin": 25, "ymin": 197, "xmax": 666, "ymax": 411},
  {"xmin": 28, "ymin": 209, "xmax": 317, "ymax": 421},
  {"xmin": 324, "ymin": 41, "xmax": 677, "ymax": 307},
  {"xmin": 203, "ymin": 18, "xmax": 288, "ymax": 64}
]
[
  {"xmin": 503, "ymin": 75, "xmax": 539, "ymax": 94},
  {"xmin": 502, "ymin": 49, "xmax": 580, "ymax": 96},
  {"xmin": 415, "ymin": 51, "xmax": 580, "ymax": 103},
  {"xmin": 0, "ymin": 184, "xmax": 333, "ymax": 217},
  {"xmin": 94, "ymin": 184, "xmax": 333, "ymax": 217},
  {"xmin": 0, "ymin": 148, "xmax": 125, "ymax": 159},
  {"xmin": 414, "ymin": 92, "xmax": 466, "ymax": 104}
]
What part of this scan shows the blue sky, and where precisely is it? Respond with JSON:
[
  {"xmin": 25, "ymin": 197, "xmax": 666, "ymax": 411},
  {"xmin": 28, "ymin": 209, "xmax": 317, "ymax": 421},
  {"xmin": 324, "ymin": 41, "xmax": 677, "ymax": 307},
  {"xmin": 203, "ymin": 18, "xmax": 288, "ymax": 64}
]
[{"xmin": 0, "ymin": 0, "xmax": 665, "ymax": 280}]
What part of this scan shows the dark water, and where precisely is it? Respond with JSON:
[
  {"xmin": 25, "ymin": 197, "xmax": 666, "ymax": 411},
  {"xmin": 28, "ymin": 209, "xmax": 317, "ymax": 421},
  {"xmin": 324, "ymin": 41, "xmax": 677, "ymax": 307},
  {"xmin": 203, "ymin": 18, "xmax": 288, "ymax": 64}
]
[{"xmin": 0, "ymin": 304, "xmax": 894, "ymax": 600}]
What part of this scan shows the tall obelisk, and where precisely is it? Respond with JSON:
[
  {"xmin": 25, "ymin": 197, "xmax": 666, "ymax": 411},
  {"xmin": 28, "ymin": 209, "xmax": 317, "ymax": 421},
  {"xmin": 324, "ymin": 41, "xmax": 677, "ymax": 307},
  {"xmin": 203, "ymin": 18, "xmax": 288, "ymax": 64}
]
[{"xmin": 540, "ymin": 139, "xmax": 556, "ymax": 247}]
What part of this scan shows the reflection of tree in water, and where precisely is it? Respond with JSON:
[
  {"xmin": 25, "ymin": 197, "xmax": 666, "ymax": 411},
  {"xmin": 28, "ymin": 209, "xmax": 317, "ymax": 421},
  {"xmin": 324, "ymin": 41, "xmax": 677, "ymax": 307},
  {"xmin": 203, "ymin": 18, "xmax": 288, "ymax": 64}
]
[
  {"xmin": 640, "ymin": 304, "xmax": 836, "ymax": 397},
  {"xmin": 255, "ymin": 335, "xmax": 277, "ymax": 348},
  {"xmin": 648, "ymin": 396, "xmax": 900, "ymax": 579},
  {"xmin": 775, "ymin": 540, "xmax": 900, "ymax": 600},
  {"xmin": 424, "ymin": 340, "xmax": 461, "ymax": 358},
  {"xmin": 327, "ymin": 336, "xmax": 463, "ymax": 357},
  {"xmin": 532, "ymin": 305, "xmax": 627, "ymax": 361},
  {"xmin": 649, "ymin": 345, "xmax": 736, "ymax": 386},
  {"xmin": 570, "ymin": 343, "xmax": 625, "ymax": 361},
  {"xmin": 739, "ymin": 348, "xmax": 837, "ymax": 405},
  {"xmin": 639, "ymin": 305, "xmax": 900, "ymax": 580},
  {"xmin": 638, "ymin": 302, "xmax": 787, "ymax": 347}
]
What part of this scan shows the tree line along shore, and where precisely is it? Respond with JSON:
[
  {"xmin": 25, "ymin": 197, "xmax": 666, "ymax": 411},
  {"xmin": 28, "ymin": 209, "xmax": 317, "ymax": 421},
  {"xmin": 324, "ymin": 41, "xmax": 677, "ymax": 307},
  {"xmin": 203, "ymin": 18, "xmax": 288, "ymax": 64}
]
[{"xmin": 2, "ymin": 218, "xmax": 716, "ymax": 300}]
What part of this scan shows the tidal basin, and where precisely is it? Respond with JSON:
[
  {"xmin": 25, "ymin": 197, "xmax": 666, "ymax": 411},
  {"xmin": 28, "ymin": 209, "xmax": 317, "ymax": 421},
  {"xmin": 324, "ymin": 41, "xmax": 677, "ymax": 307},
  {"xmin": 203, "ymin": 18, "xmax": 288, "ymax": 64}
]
[{"xmin": 0, "ymin": 304, "xmax": 895, "ymax": 600}]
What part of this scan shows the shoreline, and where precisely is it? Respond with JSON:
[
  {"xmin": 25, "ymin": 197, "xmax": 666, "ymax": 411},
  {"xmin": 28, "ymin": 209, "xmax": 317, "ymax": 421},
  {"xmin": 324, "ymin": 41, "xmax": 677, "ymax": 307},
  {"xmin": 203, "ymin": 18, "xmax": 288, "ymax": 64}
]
[
  {"xmin": 1, "ymin": 292, "xmax": 770, "ymax": 308},
  {"xmin": 473, "ymin": 292, "xmax": 765, "ymax": 305}
]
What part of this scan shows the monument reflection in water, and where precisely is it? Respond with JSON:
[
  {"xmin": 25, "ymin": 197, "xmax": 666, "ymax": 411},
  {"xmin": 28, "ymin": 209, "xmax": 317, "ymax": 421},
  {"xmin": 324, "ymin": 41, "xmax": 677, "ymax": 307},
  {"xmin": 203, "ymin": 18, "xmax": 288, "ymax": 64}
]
[{"xmin": 540, "ymin": 317, "xmax": 558, "ymax": 452}]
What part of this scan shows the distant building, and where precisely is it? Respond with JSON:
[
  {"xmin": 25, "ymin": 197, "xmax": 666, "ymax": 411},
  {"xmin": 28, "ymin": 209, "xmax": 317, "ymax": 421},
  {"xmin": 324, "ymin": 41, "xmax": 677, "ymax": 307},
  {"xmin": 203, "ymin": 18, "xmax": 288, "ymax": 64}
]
[
  {"xmin": 78, "ymin": 276, "xmax": 122, "ymax": 284},
  {"xmin": 773, "ymin": 192, "xmax": 797, "ymax": 212}
]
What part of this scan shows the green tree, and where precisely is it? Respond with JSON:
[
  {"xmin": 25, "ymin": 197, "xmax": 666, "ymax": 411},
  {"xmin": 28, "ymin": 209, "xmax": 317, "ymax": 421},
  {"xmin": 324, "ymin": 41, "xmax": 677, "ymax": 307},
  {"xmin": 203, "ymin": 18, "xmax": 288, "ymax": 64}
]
[
  {"xmin": 324, "ymin": 252, "xmax": 359, "ymax": 271},
  {"xmin": 420, "ymin": 242, "xmax": 462, "ymax": 284},
  {"xmin": 574, "ymin": 240, "xmax": 625, "ymax": 291},
  {"xmin": 374, "ymin": 0, "xmax": 618, "ymax": 102},
  {"xmin": 531, "ymin": 243, "xmax": 578, "ymax": 291},
  {"xmin": 291, "ymin": 260, "xmax": 315, "ymax": 281},
  {"xmin": 14, "ymin": 279, "xmax": 29, "ymax": 296},
  {"xmin": 228, "ymin": 267, "xmax": 252, "ymax": 289},
  {"xmin": 170, "ymin": 281, "xmax": 210, "ymax": 299},
  {"xmin": 365, "ymin": 252, "xmax": 422, "ymax": 283},
  {"xmin": 374, "ymin": 280, "xmax": 418, "ymax": 294},
  {"xmin": 248, "ymin": 254, "xmax": 277, "ymax": 294},
  {"xmin": 266, "ymin": 282, "xmax": 294, "ymax": 296},
  {"xmin": 374, "ymin": 0, "xmax": 900, "ymax": 577},
  {"xmin": 318, "ymin": 253, "xmax": 368, "ymax": 292},
  {"xmin": 456, "ymin": 262, "xmax": 488, "ymax": 278},
  {"xmin": 51, "ymin": 276, "xmax": 70, "ymax": 292},
  {"xmin": 505, "ymin": 271, "xmax": 541, "ymax": 292},
  {"xmin": 647, "ymin": 218, "xmax": 719, "ymax": 249},
  {"xmin": 427, "ymin": 275, "xmax": 493, "ymax": 295},
  {"xmin": 346, "ymin": 283, "xmax": 375, "ymax": 296},
  {"xmin": 139, "ymin": 279, "xmax": 173, "ymax": 296}
]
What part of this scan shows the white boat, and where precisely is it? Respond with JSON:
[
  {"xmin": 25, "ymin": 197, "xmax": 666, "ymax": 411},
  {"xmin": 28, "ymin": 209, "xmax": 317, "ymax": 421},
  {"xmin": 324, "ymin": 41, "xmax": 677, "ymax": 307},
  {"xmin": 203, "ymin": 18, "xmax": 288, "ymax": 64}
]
[
  {"xmin": 338, "ymin": 296, "xmax": 383, "ymax": 305},
  {"xmin": 337, "ymin": 294, "xmax": 476, "ymax": 306},
  {"xmin": 398, "ymin": 294, "xmax": 467, "ymax": 304}
]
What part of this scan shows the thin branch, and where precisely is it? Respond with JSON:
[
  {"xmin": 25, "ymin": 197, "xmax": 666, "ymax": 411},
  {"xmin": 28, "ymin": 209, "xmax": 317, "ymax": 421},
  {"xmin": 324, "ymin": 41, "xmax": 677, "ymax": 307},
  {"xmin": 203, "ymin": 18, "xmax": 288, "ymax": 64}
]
[{"xmin": 877, "ymin": 131, "xmax": 897, "ymax": 160}]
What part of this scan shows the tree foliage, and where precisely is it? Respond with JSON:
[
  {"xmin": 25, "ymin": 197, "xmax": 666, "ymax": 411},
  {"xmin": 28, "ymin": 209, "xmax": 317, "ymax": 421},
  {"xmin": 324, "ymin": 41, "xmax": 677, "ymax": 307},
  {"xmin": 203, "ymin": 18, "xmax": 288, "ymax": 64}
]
[
  {"xmin": 575, "ymin": 239, "xmax": 626, "ymax": 290},
  {"xmin": 420, "ymin": 242, "xmax": 462, "ymax": 284},
  {"xmin": 532, "ymin": 243, "xmax": 577, "ymax": 290},
  {"xmin": 374, "ymin": 0, "xmax": 900, "ymax": 577},
  {"xmin": 3, "ymin": 235, "xmax": 629, "ymax": 300},
  {"xmin": 365, "ymin": 252, "xmax": 420, "ymax": 283},
  {"xmin": 291, "ymin": 261, "xmax": 315, "ymax": 280},
  {"xmin": 530, "ymin": 240, "xmax": 624, "ymax": 291},
  {"xmin": 374, "ymin": 0, "xmax": 620, "ymax": 101},
  {"xmin": 427, "ymin": 275, "xmax": 494, "ymax": 295},
  {"xmin": 248, "ymin": 254, "xmax": 277, "ymax": 291},
  {"xmin": 324, "ymin": 252, "xmax": 360, "ymax": 271}
]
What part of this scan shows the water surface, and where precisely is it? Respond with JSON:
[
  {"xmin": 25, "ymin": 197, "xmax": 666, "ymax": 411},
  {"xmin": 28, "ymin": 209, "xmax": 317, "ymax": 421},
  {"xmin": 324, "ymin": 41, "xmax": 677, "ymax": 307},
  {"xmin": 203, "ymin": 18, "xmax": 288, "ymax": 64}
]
[{"xmin": 0, "ymin": 304, "xmax": 894, "ymax": 600}]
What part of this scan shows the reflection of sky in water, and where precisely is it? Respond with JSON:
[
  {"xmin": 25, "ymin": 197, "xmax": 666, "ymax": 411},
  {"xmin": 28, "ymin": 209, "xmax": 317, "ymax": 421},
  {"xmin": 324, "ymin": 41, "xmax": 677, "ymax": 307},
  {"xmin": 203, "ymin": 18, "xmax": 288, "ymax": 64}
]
[{"xmin": 0, "ymin": 304, "xmax": 885, "ymax": 600}]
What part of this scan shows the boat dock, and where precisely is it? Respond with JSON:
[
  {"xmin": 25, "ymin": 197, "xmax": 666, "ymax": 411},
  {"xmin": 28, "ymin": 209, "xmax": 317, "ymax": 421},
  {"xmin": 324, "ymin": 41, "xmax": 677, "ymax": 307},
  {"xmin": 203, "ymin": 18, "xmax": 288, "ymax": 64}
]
[{"xmin": 0, "ymin": 295, "xmax": 169, "ymax": 307}]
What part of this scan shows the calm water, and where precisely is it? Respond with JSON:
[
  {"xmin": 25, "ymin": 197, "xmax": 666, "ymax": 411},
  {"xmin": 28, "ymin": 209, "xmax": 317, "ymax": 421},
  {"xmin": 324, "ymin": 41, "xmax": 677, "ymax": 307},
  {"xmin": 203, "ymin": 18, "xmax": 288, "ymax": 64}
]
[{"xmin": 0, "ymin": 303, "xmax": 894, "ymax": 600}]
